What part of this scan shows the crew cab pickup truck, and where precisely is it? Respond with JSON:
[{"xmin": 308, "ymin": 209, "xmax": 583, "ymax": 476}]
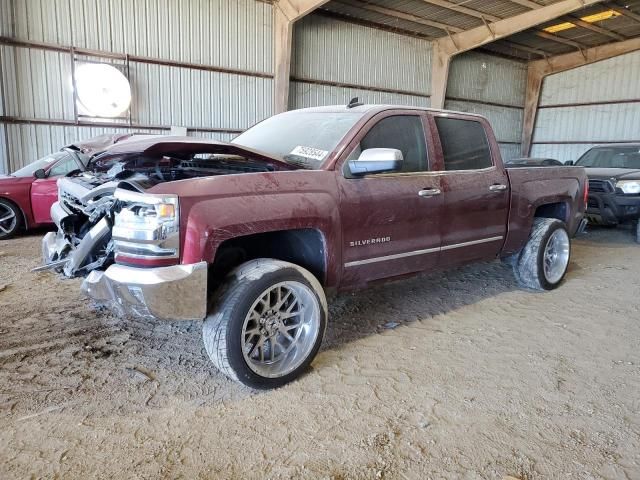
[
  {"xmin": 42, "ymin": 105, "xmax": 588, "ymax": 389},
  {"xmin": 567, "ymin": 144, "xmax": 640, "ymax": 243}
]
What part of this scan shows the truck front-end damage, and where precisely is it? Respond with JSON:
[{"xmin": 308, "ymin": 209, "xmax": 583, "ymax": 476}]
[
  {"xmin": 81, "ymin": 188, "xmax": 208, "ymax": 321},
  {"xmin": 39, "ymin": 136, "xmax": 296, "ymax": 321},
  {"xmin": 40, "ymin": 175, "xmax": 128, "ymax": 277}
]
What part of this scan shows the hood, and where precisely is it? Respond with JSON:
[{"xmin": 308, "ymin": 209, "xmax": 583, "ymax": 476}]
[
  {"xmin": 99, "ymin": 136, "xmax": 296, "ymax": 171},
  {"xmin": 69, "ymin": 133, "xmax": 158, "ymax": 157},
  {"xmin": 585, "ymin": 168, "xmax": 640, "ymax": 181}
]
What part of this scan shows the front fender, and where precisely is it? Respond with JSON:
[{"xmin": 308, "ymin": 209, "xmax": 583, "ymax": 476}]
[{"xmin": 180, "ymin": 191, "xmax": 342, "ymax": 287}]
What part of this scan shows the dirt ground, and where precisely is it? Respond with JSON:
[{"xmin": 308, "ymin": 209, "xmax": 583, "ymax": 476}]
[{"xmin": 0, "ymin": 227, "xmax": 639, "ymax": 479}]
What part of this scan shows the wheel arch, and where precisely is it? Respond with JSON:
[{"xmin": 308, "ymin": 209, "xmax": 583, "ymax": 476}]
[
  {"xmin": 208, "ymin": 228, "xmax": 329, "ymax": 293},
  {"xmin": 533, "ymin": 200, "xmax": 570, "ymax": 224}
]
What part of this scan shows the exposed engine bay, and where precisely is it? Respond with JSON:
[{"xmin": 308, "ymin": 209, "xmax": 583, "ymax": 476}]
[{"xmin": 39, "ymin": 149, "xmax": 280, "ymax": 278}]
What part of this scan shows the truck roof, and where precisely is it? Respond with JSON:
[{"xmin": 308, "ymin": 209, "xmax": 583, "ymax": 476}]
[{"xmin": 295, "ymin": 104, "xmax": 488, "ymax": 119}]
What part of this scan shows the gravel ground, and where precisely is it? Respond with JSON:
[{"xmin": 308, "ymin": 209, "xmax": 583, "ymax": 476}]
[{"xmin": 0, "ymin": 227, "xmax": 639, "ymax": 479}]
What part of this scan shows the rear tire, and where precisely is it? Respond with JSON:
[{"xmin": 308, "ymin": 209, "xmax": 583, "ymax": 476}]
[
  {"xmin": 635, "ymin": 220, "xmax": 640, "ymax": 244},
  {"xmin": 513, "ymin": 218, "xmax": 571, "ymax": 291},
  {"xmin": 202, "ymin": 259, "xmax": 327, "ymax": 389},
  {"xmin": 0, "ymin": 199, "xmax": 22, "ymax": 240}
]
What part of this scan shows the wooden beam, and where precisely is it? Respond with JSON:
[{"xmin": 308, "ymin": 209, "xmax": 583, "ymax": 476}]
[
  {"xmin": 273, "ymin": 0, "xmax": 331, "ymax": 114},
  {"xmin": 521, "ymin": 36, "xmax": 640, "ymax": 155},
  {"xmin": 431, "ymin": 0, "xmax": 602, "ymax": 105},
  {"xmin": 421, "ymin": 0, "xmax": 585, "ymax": 53},
  {"xmin": 567, "ymin": 16, "xmax": 625, "ymax": 40},
  {"xmin": 606, "ymin": 3, "xmax": 640, "ymax": 24},
  {"xmin": 338, "ymin": 0, "xmax": 463, "ymax": 33},
  {"xmin": 422, "ymin": 0, "xmax": 585, "ymax": 51},
  {"xmin": 434, "ymin": 0, "xmax": 603, "ymax": 56},
  {"xmin": 533, "ymin": 30, "xmax": 587, "ymax": 49},
  {"xmin": 277, "ymin": 0, "xmax": 331, "ymax": 22},
  {"xmin": 529, "ymin": 35, "xmax": 640, "ymax": 74}
]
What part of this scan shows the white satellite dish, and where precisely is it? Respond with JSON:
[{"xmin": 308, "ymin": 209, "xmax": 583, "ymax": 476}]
[{"xmin": 74, "ymin": 63, "xmax": 132, "ymax": 118}]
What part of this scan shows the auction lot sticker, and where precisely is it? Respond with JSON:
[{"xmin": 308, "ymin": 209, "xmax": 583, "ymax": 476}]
[{"xmin": 290, "ymin": 146, "xmax": 329, "ymax": 162}]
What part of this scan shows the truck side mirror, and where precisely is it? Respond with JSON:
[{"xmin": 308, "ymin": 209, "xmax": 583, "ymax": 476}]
[
  {"xmin": 564, "ymin": 160, "xmax": 574, "ymax": 166},
  {"xmin": 348, "ymin": 148, "xmax": 403, "ymax": 176},
  {"xmin": 33, "ymin": 168, "xmax": 47, "ymax": 179}
]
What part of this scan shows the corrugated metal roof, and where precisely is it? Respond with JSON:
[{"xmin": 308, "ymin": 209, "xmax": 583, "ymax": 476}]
[
  {"xmin": 323, "ymin": 0, "xmax": 640, "ymax": 61},
  {"xmin": 320, "ymin": 2, "xmax": 442, "ymax": 37}
]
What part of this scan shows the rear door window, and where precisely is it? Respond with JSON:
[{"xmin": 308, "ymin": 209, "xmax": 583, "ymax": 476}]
[
  {"xmin": 358, "ymin": 115, "xmax": 428, "ymax": 173},
  {"xmin": 435, "ymin": 117, "xmax": 492, "ymax": 171}
]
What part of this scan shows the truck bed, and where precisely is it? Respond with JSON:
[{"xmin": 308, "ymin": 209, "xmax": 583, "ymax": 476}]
[{"xmin": 503, "ymin": 166, "xmax": 587, "ymax": 255}]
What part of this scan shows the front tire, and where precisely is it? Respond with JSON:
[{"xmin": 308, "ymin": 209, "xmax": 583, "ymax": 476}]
[
  {"xmin": 203, "ymin": 259, "xmax": 327, "ymax": 389},
  {"xmin": 0, "ymin": 199, "xmax": 22, "ymax": 240},
  {"xmin": 514, "ymin": 218, "xmax": 571, "ymax": 291}
]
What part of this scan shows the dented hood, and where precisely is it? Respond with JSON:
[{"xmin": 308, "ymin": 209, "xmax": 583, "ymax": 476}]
[{"xmin": 98, "ymin": 136, "xmax": 297, "ymax": 171}]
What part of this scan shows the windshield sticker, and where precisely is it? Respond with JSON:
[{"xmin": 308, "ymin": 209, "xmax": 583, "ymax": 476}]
[{"xmin": 290, "ymin": 146, "xmax": 328, "ymax": 162}]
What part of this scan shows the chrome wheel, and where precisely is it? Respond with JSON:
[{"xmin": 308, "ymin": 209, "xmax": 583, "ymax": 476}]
[
  {"xmin": 543, "ymin": 228, "xmax": 570, "ymax": 284},
  {"xmin": 0, "ymin": 203, "xmax": 17, "ymax": 236},
  {"xmin": 241, "ymin": 281, "xmax": 321, "ymax": 378}
]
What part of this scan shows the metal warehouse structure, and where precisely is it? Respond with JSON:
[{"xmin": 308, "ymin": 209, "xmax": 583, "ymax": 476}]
[{"xmin": 1, "ymin": 0, "xmax": 639, "ymax": 173}]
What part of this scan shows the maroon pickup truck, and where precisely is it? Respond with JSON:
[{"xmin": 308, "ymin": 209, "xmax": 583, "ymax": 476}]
[{"xmin": 42, "ymin": 105, "xmax": 587, "ymax": 389}]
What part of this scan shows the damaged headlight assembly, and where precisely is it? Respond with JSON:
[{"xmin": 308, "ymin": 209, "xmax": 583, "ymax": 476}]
[{"xmin": 112, "ymin": 189, "xmax": 180, "ymax": 267}]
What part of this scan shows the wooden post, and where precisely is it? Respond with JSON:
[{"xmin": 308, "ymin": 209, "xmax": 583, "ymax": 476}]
[
  {"xmin": 430, "ymin": 44, "xmax": 451, "ymax": 109},
  {"xmin": 274, "ymin": 8, "xmax": 294, "ymax": 114},
  {"xmin": 430, "ymin": 0, "xmax": 602, "ymax": 113},
  {"xmin": 273, "ymin": 0, "xmax": 331, "ymax": 114},
  {"xmin": 521, "ymin": 64, "xmax": 544, "ymax": 157}
]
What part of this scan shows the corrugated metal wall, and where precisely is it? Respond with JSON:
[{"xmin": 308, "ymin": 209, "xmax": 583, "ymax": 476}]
[
  {"xmin": 0, "ymin": 0, "xmax": 273, "ymax": 173},
  {"xmin": 531, "ymin": 50, "xmax": 640, "ymax": 162},
  {"xmin": 444, "ymin": 52, "xmax": 526, "ymax": 161},
  {"xmin": 290, "ymin": 13, "xmax": 431, "ymax": 109}
]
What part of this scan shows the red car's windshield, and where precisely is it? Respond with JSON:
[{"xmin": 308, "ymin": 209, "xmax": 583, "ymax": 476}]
[{"xmin": 11, "ymin": 152, "xmax": 69, "ymax": 177}]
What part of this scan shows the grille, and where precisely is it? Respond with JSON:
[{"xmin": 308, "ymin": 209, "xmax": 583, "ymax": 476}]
[{"xmin": 588, "ymin": 179, "xmax": 614, "ymax": 193}]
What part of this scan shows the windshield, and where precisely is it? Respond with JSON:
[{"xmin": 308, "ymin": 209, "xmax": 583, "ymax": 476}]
[
  {"xmin": 576, "ymin": 146, "xmax": 640, "ymax": 169},
  {"xmin": 232, "ymin": 111, "xmax": 364, "ymax": 168},
  {"xmin": 11, "ymin": 151, "xmax": 71, "ymax": 177}
]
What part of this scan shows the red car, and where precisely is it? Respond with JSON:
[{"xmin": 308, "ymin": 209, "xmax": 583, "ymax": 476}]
[{"xmin": 0, "ymin": 134, "xmax": 151, "ymax": 239}]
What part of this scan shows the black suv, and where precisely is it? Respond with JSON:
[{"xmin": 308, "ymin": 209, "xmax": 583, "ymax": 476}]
[{"xmin": 569, "ymin": 144, "xmax": 640, "ymax": 243}]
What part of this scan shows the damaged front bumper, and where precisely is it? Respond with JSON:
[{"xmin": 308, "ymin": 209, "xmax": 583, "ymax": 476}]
[{"xmin": 81, "ymin": 261, "xmax": 208, "ymax": 321}]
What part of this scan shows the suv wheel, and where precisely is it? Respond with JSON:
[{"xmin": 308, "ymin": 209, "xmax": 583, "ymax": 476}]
[
  {"xmin": 635, "ymin": 220, "xmax": 640, "ymax": 244},
  {"xmin": 514, "ymin": 218, "xmax": 571, "ymax": 291},
  {"xmin": 203, "ymin": 259, "xmax": 327, "ymax": 389},
  {"xmin": 0, "ymin": 199, "xmax": 22, "ymax": 240}
]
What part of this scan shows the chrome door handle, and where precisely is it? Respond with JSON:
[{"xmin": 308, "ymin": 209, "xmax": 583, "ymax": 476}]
[
  {"xmin": 489, "ymin": 184, "xmax": 507, "ymax": 192},
  {"xmin": 418, "ymin": 188, "xmax": 441, "ymax": 197}
]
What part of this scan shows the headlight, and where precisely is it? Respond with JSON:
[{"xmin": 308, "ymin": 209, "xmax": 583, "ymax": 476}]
[
  {"xmin": 616, "ymin": 180, "xmax": 640, "ymax": 195},
  {"xmin": 112, "ymin": 189, "xmax": 180, "ymax": 265}
]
